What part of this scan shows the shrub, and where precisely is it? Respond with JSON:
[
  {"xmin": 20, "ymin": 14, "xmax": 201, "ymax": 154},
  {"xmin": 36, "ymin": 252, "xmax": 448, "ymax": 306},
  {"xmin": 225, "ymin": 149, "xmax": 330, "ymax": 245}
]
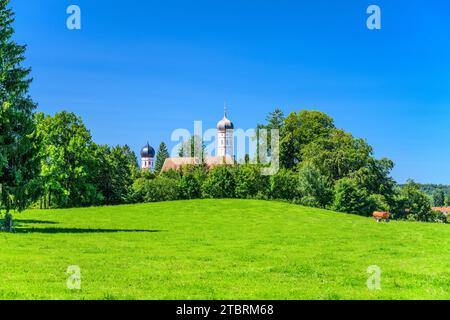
[
  {"xmin": 269, "ymin": 169, "xmax": 299, "ymax": 200},
  {"xmin": 202, "ymin": 166, "xmax": 235, "ymax": 198},
  {"xmin": 297, "ymin": 163, "xmax": 332, "ymax": 208},
  {"xmin": 142, "ymin": 177, "xmax": 181, "ymax": 202},
  {"xmin": 234, "ymin": 165, "xmax": 268, "ymax": 199},
  {"xmin": 393, "ymin": 180, "xmax": 432, "ymax": 221},
  {"xmin": 179, "ymin": 166, "xmax": 206, "ymax": 199},
  {"xmin": 332, "ymin": 177, "xmax": 373, "ymax": 216}
]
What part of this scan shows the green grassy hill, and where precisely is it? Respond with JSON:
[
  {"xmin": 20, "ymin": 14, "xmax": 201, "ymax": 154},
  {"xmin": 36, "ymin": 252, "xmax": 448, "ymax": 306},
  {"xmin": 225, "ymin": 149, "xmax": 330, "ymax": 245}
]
[{"xmin": 0, "ymin": 199, "xmax": 448, "ymax": 300}]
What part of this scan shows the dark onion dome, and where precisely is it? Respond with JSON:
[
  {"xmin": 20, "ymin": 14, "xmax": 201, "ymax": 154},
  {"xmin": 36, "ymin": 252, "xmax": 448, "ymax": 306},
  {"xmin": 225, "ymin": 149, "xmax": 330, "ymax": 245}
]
[
  {"xmin": 217, "ymin": 114, "xmax": 234, "ymax": 130},
  {"xmin": 141, "ymin": 142, "xmax": 155, "ymax": 158}
]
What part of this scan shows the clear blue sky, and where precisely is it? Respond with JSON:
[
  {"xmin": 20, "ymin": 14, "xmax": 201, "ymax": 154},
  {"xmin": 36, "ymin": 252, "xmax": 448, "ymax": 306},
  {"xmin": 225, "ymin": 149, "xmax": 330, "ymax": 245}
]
[{"xmin": 9, "ymin": 0, "xmax": 450, "ymax": 183}]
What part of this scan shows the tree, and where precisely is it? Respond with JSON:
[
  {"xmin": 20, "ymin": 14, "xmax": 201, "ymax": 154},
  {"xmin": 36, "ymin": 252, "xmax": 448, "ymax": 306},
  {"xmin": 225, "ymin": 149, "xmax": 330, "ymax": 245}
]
[
  {"xmin": 280, "ymin": 110, "xmax": 335, "ymax": 169},
  {"xmin": 268, "ymin": 169, "xmax": 299, "ymax": 200},
  {"xmin": 432, "ymin": 190, "xmax": 445, "ymax": 207},
  {"xmin": 36, "ymin": 112, "xmax": 101, "ymax": 208},
  {"xmin": 93, "ymin": 144, "xmax": 138, "ymax": 205},
  {"xmin": 297, "ymin": 163, "xmax": 332, "ymax": 208},
  {"xmin": 0, "ymin": 0, "xmax": 40, "ymax": 231},
  {"xmin": 178, "ymin": 135, "xmax": 205, "ymax": 160},
  {"xmin": 301, "ymin": 129, "xmax": 374, "ymax": 182},
  {"xmin": 257, "ymin": 108, "xmax": 285, "ymax": 159},
  {"xmin": 141, "ymin": 177, "xmax": 181, "ymax": 202},
  {"xmin": 393, "ymin": 180, "xmax": 432, "ymax": 221},
  {"xmin": 154, "ymin": 142, "xmax": 169, "ymax": 174},
  {"xmin": 179, "ymin": 165, "xmax": 206, "ymax": 199},
  {"xmin": 446, "ymin": 194, "xmax": 450, "ymax": 206},
  {"xmin": 234, "ymin": 165, "xmax": 268, "ymax": 199},
  {"xmin": 202, "ymin": 166, "xmax": 235, "ymax": 199},
  {"xmin": 332, "ymin": 177, "xmax": 373, "ymax": 216}
]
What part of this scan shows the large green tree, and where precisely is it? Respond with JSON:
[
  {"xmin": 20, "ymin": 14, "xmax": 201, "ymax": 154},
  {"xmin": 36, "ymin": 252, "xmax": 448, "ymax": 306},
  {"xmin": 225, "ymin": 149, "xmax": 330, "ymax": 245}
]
[
  {"xmin": 280, "ymin": 110, "xmax": 335, "ymax": 169},
  {"xmin": 432, "ymin": 190, "xmax": 445, "ymax": 207},
  {"xmin": 154, "ymin": 142, "xmax": 169, "ymax": 174},
  {"xmin": 0, "ymin": 0, "xmax": 40, "ymax": 231},
  {"xmin": 36, "ymin": 111, "xmax": 100, "ymax": 208},
  {"xmin": 93, "ymin": 144, "xmax": 138, "ymax": 205},
  {"xmin": 301, "ymin": 129, "xmax": 374, "ymax": 182},
  {"xmin": 395, "ymin": 180, "xmax": 432, "ymax": 222}
]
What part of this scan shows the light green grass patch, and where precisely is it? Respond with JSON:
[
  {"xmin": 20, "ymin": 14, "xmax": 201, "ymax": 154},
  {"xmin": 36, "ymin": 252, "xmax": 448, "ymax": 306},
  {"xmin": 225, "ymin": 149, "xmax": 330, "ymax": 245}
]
[{"xmin": 0, "ymin": 199, "xmax": 449, "ymax": 299}]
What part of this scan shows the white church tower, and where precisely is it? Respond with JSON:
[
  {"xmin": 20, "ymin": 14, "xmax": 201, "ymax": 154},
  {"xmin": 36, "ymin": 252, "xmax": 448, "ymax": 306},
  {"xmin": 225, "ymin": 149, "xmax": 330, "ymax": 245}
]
[
  {"xmin": 140, "ymin": 142, "xmax": 155, "ymax": 171},
  {"xmin": 216, "ymin": 105, "xmax": 234, "ymax": 158}
]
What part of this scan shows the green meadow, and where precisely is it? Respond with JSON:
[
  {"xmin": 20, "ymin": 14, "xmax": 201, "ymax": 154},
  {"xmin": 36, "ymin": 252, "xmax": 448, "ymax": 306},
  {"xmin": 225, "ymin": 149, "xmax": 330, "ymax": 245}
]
[{"xmin": 0, "ymin": 199, "xmax": 448, "ymax": 300}]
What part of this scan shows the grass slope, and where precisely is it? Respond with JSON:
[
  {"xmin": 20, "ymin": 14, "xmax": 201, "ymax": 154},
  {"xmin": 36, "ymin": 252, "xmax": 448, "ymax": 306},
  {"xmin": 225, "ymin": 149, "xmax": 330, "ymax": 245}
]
[{"xmin": 0, "ymin": 199, "xmax": 449, "ymax": 300}]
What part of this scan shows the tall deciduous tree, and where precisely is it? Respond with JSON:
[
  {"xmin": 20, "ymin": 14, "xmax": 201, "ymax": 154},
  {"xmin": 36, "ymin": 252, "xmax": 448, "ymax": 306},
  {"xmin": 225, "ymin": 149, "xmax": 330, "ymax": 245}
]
[
  {"xmin": 280, "ymin": 110, "xmax": 335, "ymax": 169},
  {"xmin": 154, "ymin": 142, "xmax": 169, "ymax": 174},
  {"xmin": 432, "ymin": 190, "xmax": 445, "ymax": 207},
  {"xmin": 0, "ymin": 0, "xmax": 40, "ymax": 231},
  {"xmin": 36, "ymin": 111, "xmax": 100, "ymax": 208},
  {"xmin": 93, "ymin": 144, "xmax": 138, "ymax": 205}
]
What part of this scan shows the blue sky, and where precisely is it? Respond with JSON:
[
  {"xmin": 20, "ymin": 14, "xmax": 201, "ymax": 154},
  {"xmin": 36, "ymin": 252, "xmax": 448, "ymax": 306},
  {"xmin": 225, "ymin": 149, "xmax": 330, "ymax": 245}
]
[{"xmin": 9, "ymin": 0, "xmax": 450, "ymax": 183}]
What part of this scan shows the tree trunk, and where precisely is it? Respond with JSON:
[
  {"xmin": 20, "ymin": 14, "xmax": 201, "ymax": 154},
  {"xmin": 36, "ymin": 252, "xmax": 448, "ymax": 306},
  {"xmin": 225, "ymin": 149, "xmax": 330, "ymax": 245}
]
[{"xmin": 2, "ymin": 212, "xmax": 14, "ymax": 233}]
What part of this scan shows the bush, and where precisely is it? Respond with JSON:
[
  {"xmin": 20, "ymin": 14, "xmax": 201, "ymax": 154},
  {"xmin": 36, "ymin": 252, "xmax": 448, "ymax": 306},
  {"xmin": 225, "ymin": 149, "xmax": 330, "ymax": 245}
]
[
  {"xmin": 179, "ymin": 166, "xmax": 206, "ymax": 199},
  {"xmin": 142, "ymin": 177, "xmax": 181, "ymax": 202},
  {"xmin": 269, "ymin": 169, "xmax": 299, "ymax": 200},
  {"xmin": 297, "ymin": 163, "xmax": 332, "ymax": 208},
  {"xmin": 393, "ymin": 180, "xmax": 432, "ymax": 221},
  {"xmin": 332, "ymin": 177, "xmax": 373, "ymax": 216},
  {"xmin": 234, "ymin": 165, "xmax": 268, "ymax": 199},
  {"xmin": 202, "ymin": 166, "xmax": 235, "ymax": 198}
]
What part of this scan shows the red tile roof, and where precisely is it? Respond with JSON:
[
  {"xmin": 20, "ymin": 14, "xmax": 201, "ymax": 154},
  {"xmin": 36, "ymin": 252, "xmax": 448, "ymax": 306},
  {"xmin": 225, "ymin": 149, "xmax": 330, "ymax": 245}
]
[{"xmin": 432, "ymin": 207, "xmax": 450, "ymax": 214}]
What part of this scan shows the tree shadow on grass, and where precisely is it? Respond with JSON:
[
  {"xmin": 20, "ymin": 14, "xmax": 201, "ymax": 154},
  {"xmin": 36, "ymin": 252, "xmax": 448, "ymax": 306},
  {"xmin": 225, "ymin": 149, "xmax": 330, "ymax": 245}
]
[
  {"xmin": 15, "ymin": 219, "xmax": 60, "ymax": 225},
  {"xmin": 14, "ymin": 227, "xmax": 166, "ymax": 234}
]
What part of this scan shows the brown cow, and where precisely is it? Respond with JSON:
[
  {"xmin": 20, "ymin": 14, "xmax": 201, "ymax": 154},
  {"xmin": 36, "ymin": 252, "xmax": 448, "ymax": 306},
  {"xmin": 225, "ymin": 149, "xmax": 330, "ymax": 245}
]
[{"xmin": 373, "ymin": 211, "xmax": 390, "ymax": 222}]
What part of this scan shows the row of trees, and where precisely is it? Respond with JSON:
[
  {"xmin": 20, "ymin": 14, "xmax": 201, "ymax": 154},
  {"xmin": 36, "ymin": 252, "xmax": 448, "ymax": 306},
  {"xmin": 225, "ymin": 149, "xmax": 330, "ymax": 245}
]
[{"xmin": 129, "ymin": 109, "xmax": 446, "ymax": 223}]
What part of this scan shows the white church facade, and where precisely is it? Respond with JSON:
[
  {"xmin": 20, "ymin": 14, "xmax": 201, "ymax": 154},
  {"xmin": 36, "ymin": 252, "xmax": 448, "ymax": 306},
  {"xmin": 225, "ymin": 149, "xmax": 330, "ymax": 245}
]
[{"xmin": 140, "ymin": 109, "xmax": 235, "ymax": 172}]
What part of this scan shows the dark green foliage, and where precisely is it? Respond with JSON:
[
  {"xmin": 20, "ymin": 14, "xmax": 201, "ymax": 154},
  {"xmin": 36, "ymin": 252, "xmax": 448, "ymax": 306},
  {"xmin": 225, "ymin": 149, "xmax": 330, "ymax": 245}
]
[
  {"xmin": 234, "ymin": 165, "xmax": 268, "ymax": 199},
  {"xmin": 154, "ymin": 142, "xmax": 169, "ymax": 174},
  {"xmin": 179, "ymin": 165, "xmax": 206, "ymax": 199},
  {"xmin": 269, "ymin": 169, "xmax": 299, "ymax": 200},
  {"xmin": 161, "ymin": 169, "xmax": 182, "ymax": 180},
  {"xmin": 93, "ymin": 144, "xmax": 138, "ymax": 205},
  {"xmin": 0, "ymin": 1, "xmax": 40, "ymax": 228},
  {"xmin": 332, "ymin": 178, "xmax": 373, "ymax": 216},
  {"xmin": 280, "ymin": 110, "xmax": 335, "ymax": 169},
  {"xmin": 202, "ymin": 166, "xmax": 235, "ymax": 199},
  {"xmin": 297, "ymin": 163, "xmax": 332, "ymax": 208},
  {"xmin": 36, "ymin": 112, "xmax": 101, "ymax": 208},
  {"xmin": 393, "ymin": 180, "xmax": 432, "ymax": 222},
  {"xmin": 141, "ymin": 177, "xmax": 181, "ymax": 202},
  {"xmin": 432, "ymin": 190, "xmax": 445, "ymax": 207},
  {"xmin": 301, "ymin": 129, "xmax": 374, "ymax": 182}
]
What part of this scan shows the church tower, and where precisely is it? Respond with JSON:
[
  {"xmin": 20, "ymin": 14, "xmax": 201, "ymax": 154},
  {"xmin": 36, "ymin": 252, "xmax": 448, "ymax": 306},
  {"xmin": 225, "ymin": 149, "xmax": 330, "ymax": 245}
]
[
  {"xmin": 140, "ymin": 142, "xmax": 155, "ymax": 171},
  {"xmin": 216, "ymin": 106, "xmax": 234, "ymax": 158}
]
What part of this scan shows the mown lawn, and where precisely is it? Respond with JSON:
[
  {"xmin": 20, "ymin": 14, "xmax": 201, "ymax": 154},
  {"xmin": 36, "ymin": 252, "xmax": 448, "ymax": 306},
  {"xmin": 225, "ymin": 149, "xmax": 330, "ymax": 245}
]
[{"xmin": 0, "ymin": 199, "xmax": 448, "ymax": 300}]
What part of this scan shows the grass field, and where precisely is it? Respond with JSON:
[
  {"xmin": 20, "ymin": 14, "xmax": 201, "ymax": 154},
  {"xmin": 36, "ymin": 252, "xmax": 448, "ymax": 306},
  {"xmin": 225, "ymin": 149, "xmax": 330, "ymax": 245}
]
[{"xmin": 0, "ymin": 199, "xmax": 449, "ymax": 300}]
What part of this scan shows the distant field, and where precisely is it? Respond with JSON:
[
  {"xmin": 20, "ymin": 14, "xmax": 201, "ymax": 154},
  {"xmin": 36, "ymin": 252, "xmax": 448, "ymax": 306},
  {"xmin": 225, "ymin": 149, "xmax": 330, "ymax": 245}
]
[{"xmin": 0, "ymin": 199, "xmax": 448, "ymax": 300}]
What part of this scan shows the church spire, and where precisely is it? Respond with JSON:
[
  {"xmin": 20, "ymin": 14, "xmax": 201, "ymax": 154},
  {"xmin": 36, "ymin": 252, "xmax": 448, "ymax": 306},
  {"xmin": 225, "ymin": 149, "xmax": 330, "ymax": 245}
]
[{"xmin": 224, "ymin": 101, "xmax": 227, "ymax": 117}]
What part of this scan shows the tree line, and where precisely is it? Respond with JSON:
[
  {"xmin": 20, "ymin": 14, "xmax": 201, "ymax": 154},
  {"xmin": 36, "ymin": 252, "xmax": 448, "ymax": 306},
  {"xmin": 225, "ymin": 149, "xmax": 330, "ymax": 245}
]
[{"xmin": 134, "ymin": 109, "xmax": 447, "ymax": 224}]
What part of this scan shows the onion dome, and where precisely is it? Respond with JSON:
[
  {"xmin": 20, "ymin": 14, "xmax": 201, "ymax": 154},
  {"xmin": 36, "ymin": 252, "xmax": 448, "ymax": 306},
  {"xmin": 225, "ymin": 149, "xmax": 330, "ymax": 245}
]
[
  {"xmin": 140, "ymin": 142, "xmax": 155, "ymax": 158},
  {"xmin": 216, "ymin": 111, "xmax": 234, "ymax": 130}
]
